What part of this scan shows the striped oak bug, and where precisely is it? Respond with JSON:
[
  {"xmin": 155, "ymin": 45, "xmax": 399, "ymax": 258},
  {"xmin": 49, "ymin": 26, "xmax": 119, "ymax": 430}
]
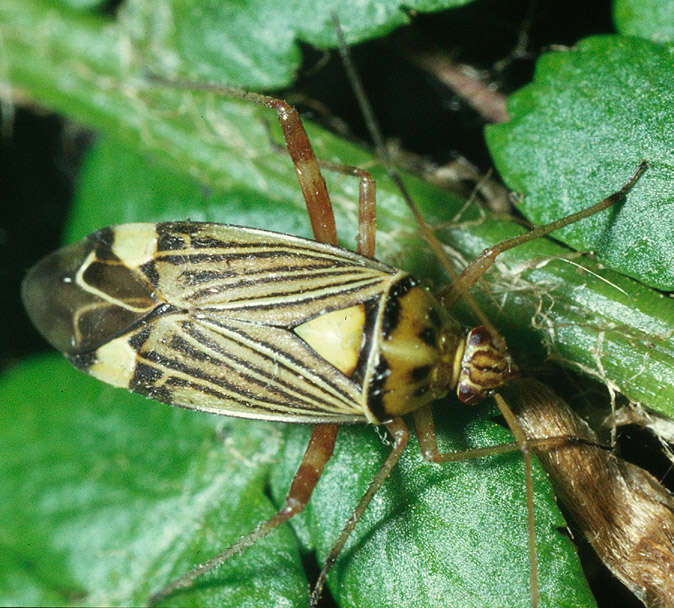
[
  {"xmin": 21, "ymin": 93, "xmax": 648, "ymax": 607},
  {"xmin": 20, "ymin": 42, "xmax": 648, "ymax": 606}
]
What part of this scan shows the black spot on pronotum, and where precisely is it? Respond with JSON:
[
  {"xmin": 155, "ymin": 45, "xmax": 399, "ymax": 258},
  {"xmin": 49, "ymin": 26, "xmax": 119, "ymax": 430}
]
[
  {"xmin": 419, "ymin": 326, "xmax": 436, "ymax": 346},
  {"xmin": 411, "ymin": 365, "xmax": 432, "ymax": 383},
  {"xmin": 351, "ymin": 299, "xmax": 379, "ymax": 386},
  {"xmin": 381, "ymin": 276, "xmax": 418, "ymax": 340},
  {"xmin": 427, "ymin": 307, "xmax": 442, "ymax": 329},
  {"xmin": 381, "ymin": 295, "xmax": 400, "ymax": 341},
  {"xmin": 413, "ymin": 385, "xmax": 428, "ymax": 398},
  {"xmin": 367, "ymin": 356, "xmax": 390, "ymax": 423}
]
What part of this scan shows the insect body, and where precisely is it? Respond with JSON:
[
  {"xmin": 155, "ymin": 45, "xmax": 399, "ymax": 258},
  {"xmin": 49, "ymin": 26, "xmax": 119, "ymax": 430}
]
[
  {"xmin": 20, "ymin": 70, "xmax": 647, "ymax": 606},
  {"xmin": 22, "ymin": 221, "xmax": 511, "ymax": 427}
]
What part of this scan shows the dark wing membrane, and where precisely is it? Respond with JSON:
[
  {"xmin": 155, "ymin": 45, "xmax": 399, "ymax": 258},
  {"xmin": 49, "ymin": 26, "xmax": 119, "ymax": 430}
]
[
  {"xmin": 148, "ymin": 222, "xmax": 400, "ymax": 327},
  {"xmin": 21, "ymin": 227, "xmax": 157, "ymax": 354},
  {"xmin": 71, "ymin": 311, "xmax": 367, "ymax": 423}
]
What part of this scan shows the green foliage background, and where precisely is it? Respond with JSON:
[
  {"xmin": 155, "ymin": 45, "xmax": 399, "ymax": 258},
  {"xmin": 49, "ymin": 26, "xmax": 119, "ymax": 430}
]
[{"xmin": 1, "ymin": 1, "xmax": 672, "ymax": 607}]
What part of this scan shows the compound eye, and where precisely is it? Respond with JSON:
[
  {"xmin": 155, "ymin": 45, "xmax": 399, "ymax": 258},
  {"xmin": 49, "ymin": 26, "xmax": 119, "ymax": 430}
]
[{"xmin": 457, "ymin": 381, "xmax": 486, "ymax": 405}]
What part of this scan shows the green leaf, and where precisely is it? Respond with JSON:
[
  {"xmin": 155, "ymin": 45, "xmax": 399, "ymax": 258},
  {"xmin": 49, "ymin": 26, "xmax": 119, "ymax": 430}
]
[
  {"xmin": 5, "ymin": 136, "xmax": 598, "ymax": 607},
  {"xmin": 123, "ymin": 0, "xmax": 475, "ymax": 89},
  {"xmin": 270, "ymin": 424, "xmax": 591, "ymax": 608},
  {"xmin": 4, "ymin": 2, "xmax": 674, "ymax": 607},
  {"xmin": 613, "ymin": 0, "xmax": 674, "ymax": 44},
  {"xmin": 57, "ymin": 0, "xmax": 106, "ymax": 10},
  {"xmin": 485, "ymin": 35, "xmax": 674, "ymax": 291},
  {"xmin": 0, "ymin": 356, "xmax": 307, "ymax": 607},
  {"xmin": 1, "ymin": 358, "xmax": 594, "ymax": 608}
]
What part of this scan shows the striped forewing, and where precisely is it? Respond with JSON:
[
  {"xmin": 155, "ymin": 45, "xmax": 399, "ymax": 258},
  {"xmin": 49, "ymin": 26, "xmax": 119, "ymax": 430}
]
[
  {"xmin": 150, "ymin": 222, "xmax": 398, "ymax": 327},
  {"xmin": 119, "ymin": 311, "xmax": 368, "ymax": 422},
  {"xmin": 67, "ymin": 222, "xmax": 405, "ymax": 422}
]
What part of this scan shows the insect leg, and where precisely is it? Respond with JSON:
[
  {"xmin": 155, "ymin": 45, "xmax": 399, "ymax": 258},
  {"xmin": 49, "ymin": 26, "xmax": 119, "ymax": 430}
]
[
  {"xmin": 333, "ymin": 15, "xmax": 505, "ymax": 337},
  {"xmin": 310, "ymin": 417, "xmax": 410, "ymax": 607},
  {"xmin": 147, "ymin": 76, "xmax": 338, "ymax": 246},
  {"xmin": 413, "ymin": 402, "xmax": 575, "ymax": 608},
  {"xmin": 439, "ymin": 161, "xmax": 648, "ymax": 309},
  {"xmin": 261, "ymin": 117, "xmax": 377, "ymax": 256},
  {"xmin": 147, "ymin": 423, "xmax": 339, "ymax": 607},
  {"xmin": 413, "ymin": 401, "xmax": 539, "ymax": 606},
  {"xmin": 314, "ymin": 159, "xmax": 377, "ymax": 257},
  {"xmin": 257, "ymin": 97, "xmax": 338, "ymax": 246}
]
